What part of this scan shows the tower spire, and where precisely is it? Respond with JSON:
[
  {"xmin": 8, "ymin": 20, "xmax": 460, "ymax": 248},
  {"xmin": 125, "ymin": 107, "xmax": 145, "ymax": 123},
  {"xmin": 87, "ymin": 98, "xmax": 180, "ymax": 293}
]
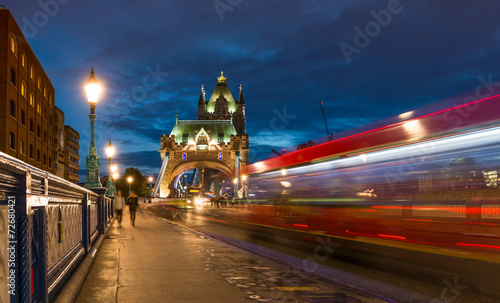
[{"xmin": 217, "ymin": 71, "xmax": 227, "ymax": 83}]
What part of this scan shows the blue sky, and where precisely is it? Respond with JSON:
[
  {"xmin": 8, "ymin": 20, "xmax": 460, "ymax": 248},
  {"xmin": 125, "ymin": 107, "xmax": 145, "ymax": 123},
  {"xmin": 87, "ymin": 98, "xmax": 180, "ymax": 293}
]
[{"xmin": 6, "ymin": 0, "xmax": 500, "ymax": 181}]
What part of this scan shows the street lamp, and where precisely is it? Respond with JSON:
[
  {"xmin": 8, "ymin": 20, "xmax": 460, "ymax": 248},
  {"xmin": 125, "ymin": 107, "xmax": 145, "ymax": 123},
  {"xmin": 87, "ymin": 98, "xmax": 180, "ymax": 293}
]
[
  {"xmin": 148, "ymin": 176, "xmax": 154, "ymax": 198},
  {"xmin": 241, "ymin": 175, "xmax": 247, "ymax": 198},
  {"xmin": 233, "ymin": 177, "xmax": 238, "ymax": 198},
  {"xmin": 127, "ymin": 176, "xmax": 133, "ymax": 196},
  {"xmin": 105, "ymin": 140, "xmax": 117, "ymax": 197},
  {"xmin": 84, "ymin": 68, "xmax": 103, "ymax": 188}
]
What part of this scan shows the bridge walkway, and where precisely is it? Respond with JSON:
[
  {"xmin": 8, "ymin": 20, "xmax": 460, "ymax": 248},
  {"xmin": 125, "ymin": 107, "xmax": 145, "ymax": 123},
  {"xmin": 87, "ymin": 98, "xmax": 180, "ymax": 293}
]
[{"xmin": 75, "ymin": 206, "xmax": 245, "ymax": 302}]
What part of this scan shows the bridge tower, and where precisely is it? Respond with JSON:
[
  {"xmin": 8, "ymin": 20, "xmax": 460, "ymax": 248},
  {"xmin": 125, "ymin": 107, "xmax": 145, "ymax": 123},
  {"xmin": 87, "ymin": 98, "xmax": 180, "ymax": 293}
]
[{"xmin": 153, "ymin": 72, "xmax": 249, "ymax": 198}]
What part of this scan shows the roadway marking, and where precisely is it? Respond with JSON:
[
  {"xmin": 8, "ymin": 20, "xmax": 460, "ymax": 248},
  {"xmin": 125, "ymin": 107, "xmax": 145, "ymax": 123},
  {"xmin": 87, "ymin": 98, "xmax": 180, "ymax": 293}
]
[{"xmin": 439, "ymin": 249, "xmax": 470, "ymax": 255}]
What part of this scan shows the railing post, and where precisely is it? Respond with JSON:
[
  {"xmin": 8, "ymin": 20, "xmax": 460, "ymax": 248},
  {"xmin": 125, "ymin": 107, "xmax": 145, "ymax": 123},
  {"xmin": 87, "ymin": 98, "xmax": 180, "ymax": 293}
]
[
  {"xmin": 82, "ymin": 193, "xmax": 91, "ymax": 252},
  {"xmin": 31, "ymin": 206, "xmax": 48, "ymax": 302}
]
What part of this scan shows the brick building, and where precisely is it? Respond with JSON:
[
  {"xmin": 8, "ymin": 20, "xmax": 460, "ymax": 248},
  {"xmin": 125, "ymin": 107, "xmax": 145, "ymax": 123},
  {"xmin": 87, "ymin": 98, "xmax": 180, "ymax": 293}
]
[{"xmin": 0, "ymin": 8, "xmax": 79, "ymax": 182}]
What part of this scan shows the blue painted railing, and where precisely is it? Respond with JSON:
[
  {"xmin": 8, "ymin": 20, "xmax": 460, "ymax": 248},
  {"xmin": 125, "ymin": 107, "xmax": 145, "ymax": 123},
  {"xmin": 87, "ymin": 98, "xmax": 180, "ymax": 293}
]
[{"xmin": 0, "ymin": 151, "xmax": 113, "ymax": 303}]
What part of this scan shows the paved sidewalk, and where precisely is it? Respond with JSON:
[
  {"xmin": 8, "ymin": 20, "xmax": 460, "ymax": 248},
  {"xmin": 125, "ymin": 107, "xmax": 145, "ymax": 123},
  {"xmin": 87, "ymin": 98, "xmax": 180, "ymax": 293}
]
[
  {"xmin": 75, "ymin": 206, "xmax": 247, "ymax": 303},
  {"xmin": 76, "ymin": 205, "xmax": 384, "ymax": 303}
]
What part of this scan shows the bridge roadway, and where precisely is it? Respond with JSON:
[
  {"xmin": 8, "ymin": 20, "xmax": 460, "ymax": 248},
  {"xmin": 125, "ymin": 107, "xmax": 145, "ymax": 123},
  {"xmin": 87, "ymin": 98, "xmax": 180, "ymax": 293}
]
[{"xmin": 75, "ymin": 205, "xmax": 384, "ymax": 303}]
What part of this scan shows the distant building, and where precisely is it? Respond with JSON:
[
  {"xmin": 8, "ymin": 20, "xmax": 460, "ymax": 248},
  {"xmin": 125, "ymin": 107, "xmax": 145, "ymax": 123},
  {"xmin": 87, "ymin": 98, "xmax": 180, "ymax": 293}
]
[
  {"xmin": 0, "ymin": 8, "xmax": 79, "ymax": 182},
  {"xmin": 64, "ymin": 126, "xmax": 80, "ymax": 184},
  {"xmin": 54, "ymin": 107, "xmax": 66, "ymax": 178}
]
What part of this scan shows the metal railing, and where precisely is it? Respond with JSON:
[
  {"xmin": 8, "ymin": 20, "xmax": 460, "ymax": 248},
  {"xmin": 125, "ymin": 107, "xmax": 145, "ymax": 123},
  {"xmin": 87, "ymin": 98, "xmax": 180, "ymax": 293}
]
[{"xmin": 0, "ymin": 151, "xmax": 113, "ymax": 303}]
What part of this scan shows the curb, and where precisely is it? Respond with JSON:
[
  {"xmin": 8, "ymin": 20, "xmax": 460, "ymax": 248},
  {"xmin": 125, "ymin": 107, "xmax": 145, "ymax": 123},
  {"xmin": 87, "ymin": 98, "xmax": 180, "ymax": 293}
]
[{"xmin": 51, "ymin": 233, "xmax": 106, "ymax": 303}]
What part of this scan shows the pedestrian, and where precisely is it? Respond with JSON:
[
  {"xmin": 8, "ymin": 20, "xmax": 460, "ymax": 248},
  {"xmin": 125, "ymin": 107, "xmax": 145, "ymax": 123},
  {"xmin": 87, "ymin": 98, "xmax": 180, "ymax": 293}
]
[
  {"xmin": 114, "ymin": 190, "xmax": 125, "ymax": 226},
  {"xmin": 128, "ymin": 191, "xmax": 139, "ymax": 227}
]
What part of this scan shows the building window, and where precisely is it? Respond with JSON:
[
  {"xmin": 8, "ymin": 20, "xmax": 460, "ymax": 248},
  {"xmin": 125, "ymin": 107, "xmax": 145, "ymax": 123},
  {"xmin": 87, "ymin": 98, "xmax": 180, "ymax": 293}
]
[
  {"xmin": 49, "ymin": 157, "xmax": 52, "ymax": 167},
  {"xmin": 37, "ymin": 150, "xmax": 40, "ymax": 162},
  {"xmin": 37, "ymin": 77, "xmax": 41, "ymax": 90},
  {"xmin": 29, "ymin": 145, "xmax": 33, "ymax": 159},
  {"xmin": 37, "ymin": 125, "xmax": 40, "ymax": 138},
  {"xmin": 43, "ymin": 131, "xmax": 47, "ymax": 143},
  {"xmin": 10, "ymin": 68, "xmax": 16, "ymax": 86},
  {"xmin": 9, "ymin": 100, "xmax": 15, "ymax": 117},
  {"xmin": 30, "ymin": 66, "xmax": 35, "ymax": 81},
  {"xmin": 21, "ymin": 81, "xmax": 26, "ymax": 97},
  {"xmin": 182, "ymin": 153, "xmax": 187, "ymax": 161},
  {"xmin": 20, "ymin": 139, "xmax": 25, "ymax": 155},
  {"xmin": 49, "ymin": 94, "xmax": 53, "ymax": 105},
  {"xmin": 20, "ymin": 110, "xmax": 25, "ymax": 125},
  {"xmin": 21, "ymin": 53, "xmax": 26, "ymax": 68},
  {"xmin": 43, "ymin": 154, "xmax": 46, "ymax": 165},
  {"xmin": 29, "ymin": 92, "xmax": 34, "ymax": 106},
  {"xmin": 37, "ymin": 102, "xmax": 41, "ymax": 114},
  {"xmin": 9, "ymin": 132, "xmax": 15, "ymax": 150},
  {"xmin": 10, "ymin": 36, "xmax": 16, "ymax": 54}
]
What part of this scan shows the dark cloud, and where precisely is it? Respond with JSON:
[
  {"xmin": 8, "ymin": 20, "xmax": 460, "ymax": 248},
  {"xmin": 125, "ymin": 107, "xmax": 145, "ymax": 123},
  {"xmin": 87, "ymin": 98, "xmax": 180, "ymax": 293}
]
[{"xmin": 7, "ymin": 1, "xmax": 500, "ymax": 181}]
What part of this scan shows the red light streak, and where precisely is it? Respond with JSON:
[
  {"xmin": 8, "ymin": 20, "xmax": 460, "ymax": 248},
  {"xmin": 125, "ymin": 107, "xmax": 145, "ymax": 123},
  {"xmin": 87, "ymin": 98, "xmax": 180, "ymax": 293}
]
[
  {"xmin": 379, "ymin": 234, "xmax": 406, "ymax": 240},
  {"xmin": 456, "ymin": 243, "xmax": 500, "ymax": 250},
  {"xmin": 406, "ymin": 219, "xmax": 434, "ymax": 222},
  {"xmin": 461, "ymin": 221, "xmax": 497, "ymax": 226},
  {"xmin": 293, "ymin": 224, "xmax": 310, "ymax": 228}
]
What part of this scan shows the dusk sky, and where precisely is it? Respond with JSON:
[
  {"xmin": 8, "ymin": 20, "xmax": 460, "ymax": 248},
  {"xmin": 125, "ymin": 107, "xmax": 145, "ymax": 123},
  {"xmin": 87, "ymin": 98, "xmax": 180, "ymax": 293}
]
[{"xmin": 6, "ymin": 1, "xmax": 500, "ymax": 182}]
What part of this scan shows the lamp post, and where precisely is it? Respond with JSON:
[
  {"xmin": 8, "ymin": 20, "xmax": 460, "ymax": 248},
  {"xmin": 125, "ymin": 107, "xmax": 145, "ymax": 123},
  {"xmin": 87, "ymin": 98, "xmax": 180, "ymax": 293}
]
[
  {"xmin": 84, "ymin": 68, "xmax": 103, "ymax": 188},
  {"xmin": 148, "ymin": 176, "xmax": 154, "ymax": 198},
  {"xmin": 127, "ymin": 176, "xmax": 133, "ymax": 197},
  {"xmin": 105, "ymin": 140, "xmax": 117, "ymax": 197},
  {"xmin": 241, "ymin": 175, "xmax": 247, "ymax": 198},
  {"xmin": 233, "ymin": 177, "xmax": 238, "ymax": 198}
]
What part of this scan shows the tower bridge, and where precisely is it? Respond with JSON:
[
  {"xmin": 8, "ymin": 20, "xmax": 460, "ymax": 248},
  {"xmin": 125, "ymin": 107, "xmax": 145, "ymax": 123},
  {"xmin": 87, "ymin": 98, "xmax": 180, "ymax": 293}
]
[{"xmin": 153, "ymin": 72, "xmax": 249, "ymax": 198}]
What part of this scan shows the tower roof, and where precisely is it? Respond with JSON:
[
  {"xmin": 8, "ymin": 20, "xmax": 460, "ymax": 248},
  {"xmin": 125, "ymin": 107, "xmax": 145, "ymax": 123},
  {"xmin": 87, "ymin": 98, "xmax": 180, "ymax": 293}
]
[
  {"xmin": 206, "ymin": 71, "xmax": 237, "ymax": 113},
  {"xmin": 198, "ymin": 85, "xmax": 206, "ymax": 105},
  {"xmin": 237, "ymin": 84, "xmax": 245, "ymax": 105}
]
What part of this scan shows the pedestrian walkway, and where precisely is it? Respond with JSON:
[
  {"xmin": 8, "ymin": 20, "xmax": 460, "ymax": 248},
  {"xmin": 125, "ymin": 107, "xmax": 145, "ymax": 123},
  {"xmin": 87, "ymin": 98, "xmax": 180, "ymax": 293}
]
[
  {"xmin": 75, "ymin": 205, "xmax": 384, "ymax": 303},
  {"xmin": 75, "ymin": 206, "xmax": 246, "ymax": 302}
]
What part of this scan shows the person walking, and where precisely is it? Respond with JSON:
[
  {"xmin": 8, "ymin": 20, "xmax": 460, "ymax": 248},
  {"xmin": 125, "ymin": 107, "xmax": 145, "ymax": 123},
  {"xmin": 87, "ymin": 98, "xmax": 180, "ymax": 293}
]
[
  {"xmin": 114, "ymin": 190, "xmax": 125, "ymax": 226},
  {"xmin": 128, "ymin": 191, "xmax": 139, "ymax": 227}
]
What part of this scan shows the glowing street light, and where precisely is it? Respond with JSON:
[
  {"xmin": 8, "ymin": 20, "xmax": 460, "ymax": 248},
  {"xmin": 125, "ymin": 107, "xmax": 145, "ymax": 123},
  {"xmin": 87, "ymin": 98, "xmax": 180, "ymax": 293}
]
[
  {"xmin": 127, "ymin": 176, "xmax": 133, "ymax": 196},
  {"xmin": 84, "ymin": 68, "xmax": 103, "ymax": 188},
  {"xmin": 241, "ymin": 175, "xmax": 247, "ymax": 198},
  {"xmin": 148, "ymin": 176, "xmax": 154, "ymax": 198},
  {"xmin": 105, "ymin": 140, "xmax": 117, "ymax": 197}
]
